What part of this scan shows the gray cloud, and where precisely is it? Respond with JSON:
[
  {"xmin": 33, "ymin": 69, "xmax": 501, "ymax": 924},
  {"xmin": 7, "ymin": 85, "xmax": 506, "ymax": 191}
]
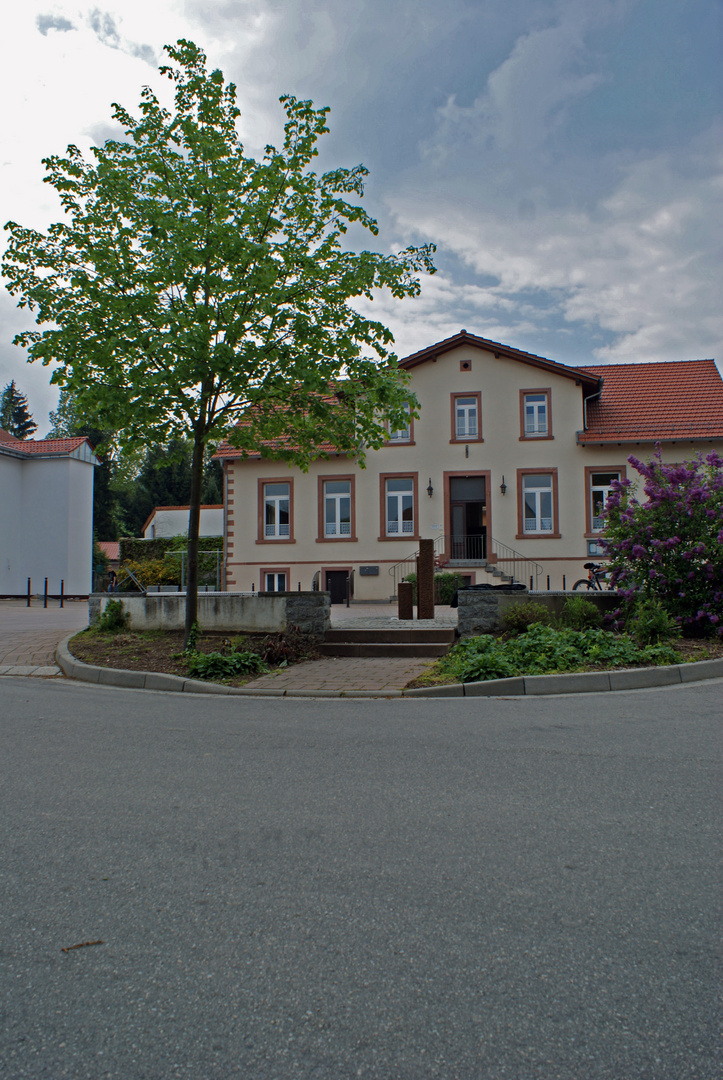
[
  {"xmin": 89, "ymin": 9, "xmax": 121, "ymax": 48},
  {"xmin": 36, "ymin": 14, "xmax": 75, "ymax": 35}
]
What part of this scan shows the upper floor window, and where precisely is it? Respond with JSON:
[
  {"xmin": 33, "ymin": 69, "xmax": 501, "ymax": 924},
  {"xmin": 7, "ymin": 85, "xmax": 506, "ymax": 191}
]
[
  {"xmin": 324, "ymin": 479, "xmax": 352, "ymax": 537},
  {"xmin": 520, "ymin": 389, "xmax": 552, "ymax": 439},
  {"xmin": 385, "ymin": 476, "xmax": 414, "ymax": 535},
  {"xmin": 451, "ymin": 392, "xmax": 482, "ymax": 442},
  {"xmin": 589, "ymin": 470, "xmax": 621, "ymax": 532},
  {"xmin": 264, "ymin": 482, "xmax": 290, "ymax": 538},
  {"xmin": 388, "ymin": 403, "xmax": 412, "ymax": 443}
]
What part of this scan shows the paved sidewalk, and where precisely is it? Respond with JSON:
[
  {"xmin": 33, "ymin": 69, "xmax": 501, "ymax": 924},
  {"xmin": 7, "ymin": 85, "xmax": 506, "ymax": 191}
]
[
  {"xmin": 241, "ymin": 604, "xmax": 456, "ymax": 692},
  {"xmin": 0, "ymin": 599, "xmax": 89, "ymax": 677},
  {"xmin": 242, "ymin": 655, "xmax": 435, "ymax": 693}
]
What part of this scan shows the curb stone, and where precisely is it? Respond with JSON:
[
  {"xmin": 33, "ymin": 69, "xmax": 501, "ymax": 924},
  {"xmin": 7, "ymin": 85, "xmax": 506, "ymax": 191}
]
[{"xmin": 55, "ymin": 634, "xmax": 723, "ymax": 699}]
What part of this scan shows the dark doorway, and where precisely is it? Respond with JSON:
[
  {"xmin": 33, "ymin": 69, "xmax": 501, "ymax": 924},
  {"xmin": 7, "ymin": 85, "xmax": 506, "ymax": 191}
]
[
  {"xmin": 325, "ymin": 570, "xmax": 349, "ymax": 605},
  {"xmin": 449, "ymin": 476, "xmax": 487, "ymax": 560}
]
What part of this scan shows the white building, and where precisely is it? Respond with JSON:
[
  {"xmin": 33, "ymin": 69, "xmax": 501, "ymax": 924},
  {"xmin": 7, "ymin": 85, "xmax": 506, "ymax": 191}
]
[
  {"xmin": 141, "ymin": 504, "xmax": 224, "ymax": 539},
  {"xmin": 0, "ymin": 429, "xmax": 99, "ymax": 596}
]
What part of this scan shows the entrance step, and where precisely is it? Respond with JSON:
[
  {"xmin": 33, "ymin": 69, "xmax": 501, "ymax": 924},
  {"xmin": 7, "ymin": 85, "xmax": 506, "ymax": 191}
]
[{"xmin": 320, "ymin": 626, "xmax": 456, "ymax": 658}]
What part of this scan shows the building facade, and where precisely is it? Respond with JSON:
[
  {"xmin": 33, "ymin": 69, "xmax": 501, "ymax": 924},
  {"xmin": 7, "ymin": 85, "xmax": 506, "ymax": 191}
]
[
  {"xmin": 0, "ymin": 429, "xmax": 98, "ymax": 596},
  {"xmin": 216, "ymin": 332, "xmax": 723, "ymax": 601}
]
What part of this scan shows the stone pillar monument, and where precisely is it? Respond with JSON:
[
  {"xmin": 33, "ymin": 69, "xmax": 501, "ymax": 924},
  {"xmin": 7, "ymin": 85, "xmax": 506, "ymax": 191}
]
[{"xmin": 417, "ymin": 538, "xmax": 435, "ymax": 620}]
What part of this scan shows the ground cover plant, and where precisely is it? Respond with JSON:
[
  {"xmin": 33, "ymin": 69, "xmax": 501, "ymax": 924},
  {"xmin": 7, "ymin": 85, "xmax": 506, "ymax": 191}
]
[{"xmin": 407, "ymin": 595, "xmax": 723, "ymax": 687}]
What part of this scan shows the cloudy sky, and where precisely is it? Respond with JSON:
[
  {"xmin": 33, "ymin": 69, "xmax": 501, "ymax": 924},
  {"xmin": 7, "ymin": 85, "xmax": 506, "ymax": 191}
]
[{"xmin": 1, "ymin": 0, "xmax": 721, "ymax": 433}]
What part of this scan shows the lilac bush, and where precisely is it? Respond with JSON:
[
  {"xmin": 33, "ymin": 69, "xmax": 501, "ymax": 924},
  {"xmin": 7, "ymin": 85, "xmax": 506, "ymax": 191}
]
[{"xmin": 602, "ymin": 448, "xmax": 723, "ymax": 636}]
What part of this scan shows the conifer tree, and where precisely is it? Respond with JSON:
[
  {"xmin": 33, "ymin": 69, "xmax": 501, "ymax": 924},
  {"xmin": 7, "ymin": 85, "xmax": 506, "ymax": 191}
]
[{"xmin": 0, "ymin": 380, "xmax": 37, "ymax": 439}]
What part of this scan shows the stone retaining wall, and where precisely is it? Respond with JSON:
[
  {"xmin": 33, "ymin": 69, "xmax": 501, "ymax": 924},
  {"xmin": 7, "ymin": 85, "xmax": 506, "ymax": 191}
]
[
  {"xmin": 89, "ymin": 591, "xmax": 330, "ymax": 640},
  {"xmin": 457, "ymin": 589, "xmax": 620, "ymax": 637}
]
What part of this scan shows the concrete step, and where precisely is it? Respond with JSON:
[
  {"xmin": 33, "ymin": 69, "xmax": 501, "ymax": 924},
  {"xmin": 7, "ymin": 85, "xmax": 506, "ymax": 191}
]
[
  {"xmin": 319, "ymin": 642, "xmax": 452, "ymax": 658},
  {"xmin": 324, "ymin": 628, "xmax": 456, "ymax": 644}
]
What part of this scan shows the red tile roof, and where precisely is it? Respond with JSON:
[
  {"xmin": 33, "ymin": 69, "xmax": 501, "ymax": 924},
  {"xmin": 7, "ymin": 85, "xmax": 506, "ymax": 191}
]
[
  {"xmin": 0, "ymin": 431, "xmax": 92, "ymax": 455},
  {"xmin": 577, "ymin": 360, "xmax": 723, "ymax": 443},
  {"xmin": 98, "ymin": 541, "xmax": 120, "ymax": 562}
]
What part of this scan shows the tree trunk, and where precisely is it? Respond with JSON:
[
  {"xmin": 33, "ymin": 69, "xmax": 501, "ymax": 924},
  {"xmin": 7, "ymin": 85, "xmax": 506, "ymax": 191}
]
[{"xmin": 184, "ymin": 426, "xmax": 205, "ymax": 648}]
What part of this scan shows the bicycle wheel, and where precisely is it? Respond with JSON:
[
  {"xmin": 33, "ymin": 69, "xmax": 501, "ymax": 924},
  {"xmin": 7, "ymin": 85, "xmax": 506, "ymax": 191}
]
[{"xmin": 572, "ymin": 579, "xmax": 594, "ymax": 590}]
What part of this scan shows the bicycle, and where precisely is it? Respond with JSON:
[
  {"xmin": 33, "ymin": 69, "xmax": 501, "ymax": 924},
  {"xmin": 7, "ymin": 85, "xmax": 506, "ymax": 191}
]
[{"xmin": 572, "ymin": 561, "xmax": 615, "ymax": 591}]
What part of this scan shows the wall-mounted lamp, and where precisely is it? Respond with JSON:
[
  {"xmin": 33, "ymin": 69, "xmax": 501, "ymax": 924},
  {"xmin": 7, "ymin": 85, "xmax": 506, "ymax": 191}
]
[
  {"xmin": 500, "ymin": 476, "xmax": 507, "ymax": 496},
  {"xmin": 427, "ymin": 478, "xmax": 434, "ymax": 498}
]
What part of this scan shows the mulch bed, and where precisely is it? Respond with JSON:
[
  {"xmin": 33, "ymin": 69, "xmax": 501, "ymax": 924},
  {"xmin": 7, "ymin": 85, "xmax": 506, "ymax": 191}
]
[{"xmin": 68, "ymin": 629, "xmax": 318, "ymax": 688}]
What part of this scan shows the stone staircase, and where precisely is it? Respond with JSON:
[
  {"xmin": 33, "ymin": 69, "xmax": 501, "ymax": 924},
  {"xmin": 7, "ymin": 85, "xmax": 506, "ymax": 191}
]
[{"xmin": 320, "ymin": 626, "xmax": 457, "ymax": 658}]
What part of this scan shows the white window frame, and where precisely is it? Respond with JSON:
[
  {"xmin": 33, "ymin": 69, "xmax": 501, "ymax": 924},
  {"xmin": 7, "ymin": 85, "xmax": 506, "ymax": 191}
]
[
  {"xmin": 388, "ymin": 403, "xmax": 411, "ymax": 442},
  {"xmin": 265, "ymin": 572, "xmax": 287, "ymax": 592},
  {"xmin": 523, "ymin": 474, "xmax": 554, "ymax": 533},
  {"xmin": 264, "ymin": 482, "xmax": 290, "ymax": 539},
  {"xmin": 385, "ymin": 477, "xmax": 414, "ymax": 536},
  {"xmin": 454, "ymin": 396, "xmax": 479, "ymax": 439},
  {"xmin": 523, "ymin": 393, "xmax": 548, "ymax": 437},
  {"xmin": 590, "ymin": 471, "xmax": 620, "ymax": 532},
  {"xmin": 324, "ymin": 480, "xmax": 352, "ymax": 537}
]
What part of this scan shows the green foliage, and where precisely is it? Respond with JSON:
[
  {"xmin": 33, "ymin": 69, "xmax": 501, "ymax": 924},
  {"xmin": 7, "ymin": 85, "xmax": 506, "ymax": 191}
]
[
  {"xmin": 0, "ymin": 380, "xmax": 37, "ymax": 439},
  {"xmin": 500, "ymin": 601, "xmax": 553, "ymax": 635},
  {"xmin": 96, "ymin": 599, "xmax": 129, "ymax": 633},
  {"xmin": 560, "ymin": 595, "xmax": 604, "ymax": 631},
  {"xmin": 442, "ymin": 624, "xmax": 683, "ymax": 683},
  {"xmin": 120, "ymin": 558, "xmax": 180, "ymax": 589},
  {"xmin": 119, "ymin": 535, "xmax": 223, "ymax": 563},
  {"xmin": 187, "ymin": 650, "xmax": 269, "ymax": 680},
  {"xmin": 184, "ymin": 620, "xmax": 201, "ymax": 653},
  {"xmin": 627, "ymin": 599, "xmax": 679, "ymax": 646},
  {"xmin": 402, "ymin": 572, "xmax": 463, "ymax": 605}
]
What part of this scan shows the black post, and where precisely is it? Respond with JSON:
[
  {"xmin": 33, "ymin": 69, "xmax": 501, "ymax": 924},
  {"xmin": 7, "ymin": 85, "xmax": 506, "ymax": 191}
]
[
  {"xmin": 27, "ymin": 577, "xmax": 31, "ymax": 607},
  {"xmin": 562, "ymin": 574, "xmax": 566, "ymax": 591},
  {"xmin": 298, "ymin": 582, "xmax": 301, "ymax": 591},
  {"xmin": 346, "ymin": 576, "xmax": 350, "ymax": 608},
  {"xmin": 44, "ymin": 577, "xmax": 48, "ymax": 608},
  {"xmin": 60, "ymin": 580, "xmax": 64, "ymax": 608},
  {"xmin": 529, "ymin": 575, "xmax": 533, "ymax": 591},
  {"xmin": 547, "ymin": 574, "xmax": 550, "ymax": 590}
]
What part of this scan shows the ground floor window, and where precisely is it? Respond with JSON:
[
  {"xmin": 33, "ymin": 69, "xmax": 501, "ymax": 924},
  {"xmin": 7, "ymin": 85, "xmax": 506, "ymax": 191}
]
[
  {"xmin": 264, "ymin": 571, "xmax": 287, "ymax": 591},
  {"xmin": 517, "ymin": 470, "xmax": 559, "ymax": 538},
  {"xmin": 385, "ymin": 477, "xmax": 415, "ymax": 535},
  {"xmin": 589, "ymin": 470, "xmax": 621, "ymax": 532}
]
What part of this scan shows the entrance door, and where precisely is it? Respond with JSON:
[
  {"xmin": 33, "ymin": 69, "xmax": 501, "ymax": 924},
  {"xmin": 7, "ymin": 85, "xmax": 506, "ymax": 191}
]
[
  {"xmin": 449, "ymin": 476, "xmax": 486, "ymax": 560},
  {"xmin": 325, "ymin": 570, "xmax": 348, "ymax": 605}
]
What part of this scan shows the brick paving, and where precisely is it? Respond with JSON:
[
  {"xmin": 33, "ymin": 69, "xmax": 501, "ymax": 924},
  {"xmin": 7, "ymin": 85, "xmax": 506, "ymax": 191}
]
[{"xmin": 0, "ymin": 599, "xmax": 89, "ymax": 677}]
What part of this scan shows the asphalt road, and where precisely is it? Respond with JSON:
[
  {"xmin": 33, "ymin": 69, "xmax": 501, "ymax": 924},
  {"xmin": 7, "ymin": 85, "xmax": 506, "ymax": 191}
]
[{"xmin": 1, "ymin": 678, "xmax": 721, "ymax": 1080}]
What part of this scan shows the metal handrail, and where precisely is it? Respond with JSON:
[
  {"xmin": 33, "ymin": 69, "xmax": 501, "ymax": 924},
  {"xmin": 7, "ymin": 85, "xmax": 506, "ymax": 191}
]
[{"xmin": 388, "ymin": 535, "xmax": 543, "ymax": 597}]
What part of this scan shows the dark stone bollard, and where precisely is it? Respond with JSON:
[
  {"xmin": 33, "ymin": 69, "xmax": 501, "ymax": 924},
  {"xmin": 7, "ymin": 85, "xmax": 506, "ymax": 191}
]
[
  {"xmin": 417, "ymin": 538, "xmax": 435, "ymax": 620},
  {"xmin": 398, "ymin": 581, "xmax": 414, "ymax": 620}
]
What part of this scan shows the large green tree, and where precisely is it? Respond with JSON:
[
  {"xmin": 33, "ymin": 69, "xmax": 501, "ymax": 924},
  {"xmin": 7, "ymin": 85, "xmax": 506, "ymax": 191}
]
[
  {"xmin": 0, "ymin": 380, "xmax": 37, "ymax": 439},
  {"xmin": 3, "ymin": 40, "xmax": 434, "ymax": 644}
]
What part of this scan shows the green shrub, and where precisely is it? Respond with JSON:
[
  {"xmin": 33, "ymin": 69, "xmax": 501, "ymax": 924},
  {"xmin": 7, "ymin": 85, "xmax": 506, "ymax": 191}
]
[
  {"xmin": 97, "ymin": 599, "xmax": 129, "ymax": 632},
  {"xmin": 402, "ymin": 572, "xmax": 463, "ymax": 605},
  {"xmin": 627, "ymin": 599, "xmax": 679, "ymax": 645},
  {"xmin": 187, "ymin": 650, "xmax": 269, "ymax": 680},
  {"xmin": 121, "ymin": 558, "xmax": 179, "ymax": 589},
  {"xmin": 500, "ymin": 601, "xmax": 553, "ymax": 635},
  {"xmin": 560, "ymin": 595, "xmax": 604, "ymax": 630}
]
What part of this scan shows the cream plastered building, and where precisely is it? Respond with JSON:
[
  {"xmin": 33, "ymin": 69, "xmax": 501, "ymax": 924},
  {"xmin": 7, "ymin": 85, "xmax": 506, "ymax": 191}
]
[{"xmin": 216, "ymin": 331, "xmax": 723, "ymax": 602}]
